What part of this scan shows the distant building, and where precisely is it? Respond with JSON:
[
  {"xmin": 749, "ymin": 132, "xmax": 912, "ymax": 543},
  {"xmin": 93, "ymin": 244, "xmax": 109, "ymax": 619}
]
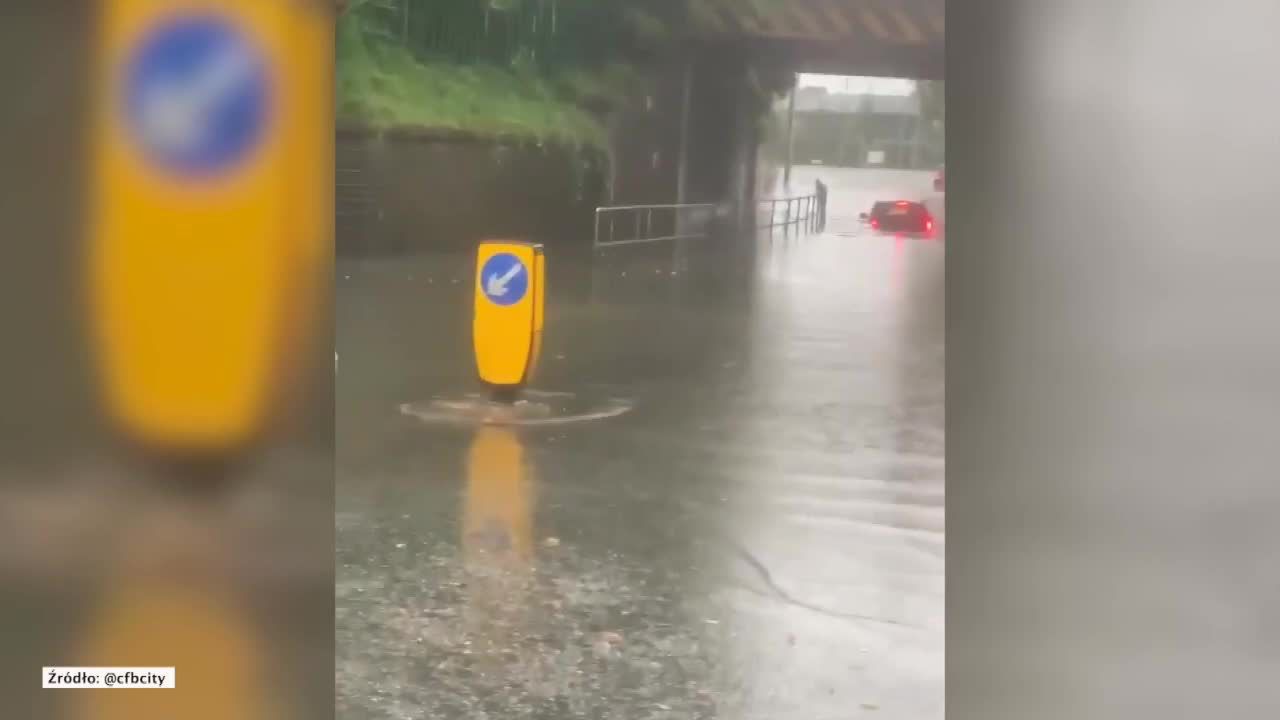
[
  {"xmin": 784, "ymin": 87, "xmax": 934, "ymax": 169},
  {"xmin": 793, "ymin": 87, "xmax": 920, "ymax": 116}
]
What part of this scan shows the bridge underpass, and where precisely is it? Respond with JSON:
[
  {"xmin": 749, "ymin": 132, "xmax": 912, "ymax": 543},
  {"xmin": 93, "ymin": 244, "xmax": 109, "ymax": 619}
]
[
  {"xmin": 336, "ymin": 4, "xmax": 945, "ymax": 718},
  {"xmin": 608, "ymin": 0, "xmax": 943, "ymax": 231}
]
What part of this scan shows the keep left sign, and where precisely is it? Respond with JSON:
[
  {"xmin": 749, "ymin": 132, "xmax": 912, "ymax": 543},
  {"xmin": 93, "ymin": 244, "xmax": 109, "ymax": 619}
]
[{"xmin": 125, "ymin": 13, "xmax": 270, "ymax": 177}]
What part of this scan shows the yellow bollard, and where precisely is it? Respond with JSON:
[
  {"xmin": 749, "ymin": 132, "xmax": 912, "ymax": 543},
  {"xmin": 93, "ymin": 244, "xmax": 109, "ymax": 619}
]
[
  {"xmin": 88, "ymin": 0, "xmax": 331, "ymax": 459},
  {"xmin": 472, "ymin": 241, "xmax": 546, "ymax": 397}
]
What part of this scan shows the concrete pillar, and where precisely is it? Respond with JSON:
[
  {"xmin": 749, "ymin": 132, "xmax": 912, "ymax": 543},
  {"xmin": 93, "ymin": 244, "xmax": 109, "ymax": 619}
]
[
  {"xmin": 674, "ymin": 58, "xmax": 694, "ymax": 269},
  {"xmin": 676, "ymin": 59, "xmax": 694, "ymax": 206},
  {"xmin": 783, "ymin": 79, "xmax": 796, "ymax": 189},
  {"xmin": 727, "ymin": 81, "xmax": 749, "ymax": 233},
  {"xmin": 726, "ymin": 64, "xmax": 759, "ymax": 238}
]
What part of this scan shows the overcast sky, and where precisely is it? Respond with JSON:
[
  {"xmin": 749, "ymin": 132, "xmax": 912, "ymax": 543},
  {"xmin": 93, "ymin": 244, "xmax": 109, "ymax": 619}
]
[{"xmin": 798, "ymin": 74, "xmax": 916, "ymax": 96}]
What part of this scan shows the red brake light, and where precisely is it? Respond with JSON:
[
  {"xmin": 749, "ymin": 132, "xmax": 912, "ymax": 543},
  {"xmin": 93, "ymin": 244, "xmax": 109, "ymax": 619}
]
[
  {"xmin": 925, "ymin": 219, "xmax": 934, "ymax": 231},
  {"xmin": 870, "ymin": 217, "xmax": 880, "ymax": 229}
]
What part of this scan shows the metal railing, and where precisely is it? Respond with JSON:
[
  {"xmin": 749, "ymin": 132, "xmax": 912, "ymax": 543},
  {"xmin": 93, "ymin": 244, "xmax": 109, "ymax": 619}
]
[
  {"xmin": 589, "ymin": 187, "xmax": 827, "ymax": 303},
  {"xmin": 593, "ymin": 203, "xmax": 718, "ymax": 248},
  {"xmin": 593, "ymin": 181, "xmax": 828, "ymax": 249},
  {"xmin": 759, "ymin": 191, "xmax": 822, "ymax": 232}
]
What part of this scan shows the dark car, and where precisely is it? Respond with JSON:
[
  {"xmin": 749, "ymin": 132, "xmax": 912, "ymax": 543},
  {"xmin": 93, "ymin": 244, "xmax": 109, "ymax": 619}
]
[{"xmin": 861, "ymin": 200, "xmax": 936, "ymax": 235}]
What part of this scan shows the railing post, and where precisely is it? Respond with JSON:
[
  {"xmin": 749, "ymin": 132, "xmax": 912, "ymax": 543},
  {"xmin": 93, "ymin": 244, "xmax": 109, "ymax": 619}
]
[{"xmin": 671, "ymin": 206, "xmax": 680, "ymax": 272}]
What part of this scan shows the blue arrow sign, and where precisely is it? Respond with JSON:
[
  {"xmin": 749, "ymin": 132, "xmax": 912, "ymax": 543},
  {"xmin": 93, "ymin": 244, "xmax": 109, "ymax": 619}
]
[
  {"xmin": 124, "ymin": 14, "xmax": 270, "ymax": 177},
  {"xmin": 480, "ymin": 253, "xmax": 529, "ymax": 306}
]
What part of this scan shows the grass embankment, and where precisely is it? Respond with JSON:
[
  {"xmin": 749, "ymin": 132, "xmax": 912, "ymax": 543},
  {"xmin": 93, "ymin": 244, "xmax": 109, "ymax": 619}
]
[{"xmin": 336, "ymin": 19, "xmax": 619, "ymax": 152}]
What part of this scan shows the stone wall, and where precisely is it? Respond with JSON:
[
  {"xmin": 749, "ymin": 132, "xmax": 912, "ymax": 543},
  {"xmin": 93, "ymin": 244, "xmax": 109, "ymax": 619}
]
[{"xmin": 336, "ymin": 128, "xmax": 607, "ymax": 259}]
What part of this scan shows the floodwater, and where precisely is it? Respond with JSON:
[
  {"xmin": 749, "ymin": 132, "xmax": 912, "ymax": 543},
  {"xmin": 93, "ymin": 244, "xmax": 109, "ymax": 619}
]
[{"xmin": 336, "ymin": 167, "xmax": 944, "ymax": 720}]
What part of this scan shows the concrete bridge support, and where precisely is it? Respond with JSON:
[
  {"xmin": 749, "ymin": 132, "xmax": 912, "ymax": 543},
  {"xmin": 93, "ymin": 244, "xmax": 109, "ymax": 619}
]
[
  {"xmin": 664, "ymin": 52, "xmax": 769, "ymax": 234},
  {"xmin": 600, "ymin": 50, "xmax": 773, "ymax": 246}
]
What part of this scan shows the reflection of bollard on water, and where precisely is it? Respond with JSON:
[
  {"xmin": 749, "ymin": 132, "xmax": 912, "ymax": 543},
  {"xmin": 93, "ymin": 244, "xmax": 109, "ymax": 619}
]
[
  {"xmin": 70, "ymin": 510, "xmax": 276, "ymax": 720},
  {"xmin": 461, "ymin": 427, "xmax": 535, "ymax": 674}
]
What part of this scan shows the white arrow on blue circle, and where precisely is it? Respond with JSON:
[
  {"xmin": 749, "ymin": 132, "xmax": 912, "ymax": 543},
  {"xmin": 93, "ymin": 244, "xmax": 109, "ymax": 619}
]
[
  {"xmin": 137, "ymin": 40, "xmax": 256, "ymax": 157},
  {"xmin": 485, "ymin": 262, "xmax": 524, "ymax": 298}
]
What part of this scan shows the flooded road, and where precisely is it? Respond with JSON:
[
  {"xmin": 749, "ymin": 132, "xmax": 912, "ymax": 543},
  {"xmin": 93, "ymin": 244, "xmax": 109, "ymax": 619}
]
[
  {"xmin": 782, "ymin": 164, "xmax": 944, "ymax": 234},
  {"xmin": 337, "ymin": 167, "xmax": 944, "ymax": 720}
]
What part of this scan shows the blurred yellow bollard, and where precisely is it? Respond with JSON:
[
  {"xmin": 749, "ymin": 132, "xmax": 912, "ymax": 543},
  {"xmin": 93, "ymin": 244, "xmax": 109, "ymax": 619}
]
[{"xmin": 88, "ymin": 0, "xmax": 332, "ymax": 459}]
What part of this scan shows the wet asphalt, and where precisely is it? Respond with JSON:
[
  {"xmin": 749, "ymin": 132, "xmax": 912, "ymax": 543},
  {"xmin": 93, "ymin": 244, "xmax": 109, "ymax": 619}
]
[{"xmin": 336, "ymin": 167, "xmax": 944, "ymax": 720}]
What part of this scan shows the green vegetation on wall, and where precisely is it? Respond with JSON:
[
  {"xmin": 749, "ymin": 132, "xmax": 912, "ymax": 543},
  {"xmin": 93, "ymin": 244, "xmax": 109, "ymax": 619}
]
[
  {"xmin": 337, "ymin": 0, "xmax": 795, "ymax": 149},
  {"xmin": 337, "ymin": 8, "xmax": 609, "ymax": 148},
  {"xmin": 337, "ymin": 0, "xmax": 669, "ymax": 149},
  {"xmin": 337, "ymin": 20, "xmax": 607, "ymax": 148}
]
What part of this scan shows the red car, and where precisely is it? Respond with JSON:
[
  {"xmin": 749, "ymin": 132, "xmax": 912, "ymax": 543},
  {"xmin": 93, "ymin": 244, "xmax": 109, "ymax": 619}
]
[{"xmin": 861, "ymin": 200, "xmax": 936, "ymax": 235}]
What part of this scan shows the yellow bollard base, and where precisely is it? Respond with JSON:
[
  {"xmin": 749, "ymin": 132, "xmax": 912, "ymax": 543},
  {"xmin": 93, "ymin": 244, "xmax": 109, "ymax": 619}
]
[{"xmin": 487, "ymin": 385, "xmax": 523, "ymax": 405}]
